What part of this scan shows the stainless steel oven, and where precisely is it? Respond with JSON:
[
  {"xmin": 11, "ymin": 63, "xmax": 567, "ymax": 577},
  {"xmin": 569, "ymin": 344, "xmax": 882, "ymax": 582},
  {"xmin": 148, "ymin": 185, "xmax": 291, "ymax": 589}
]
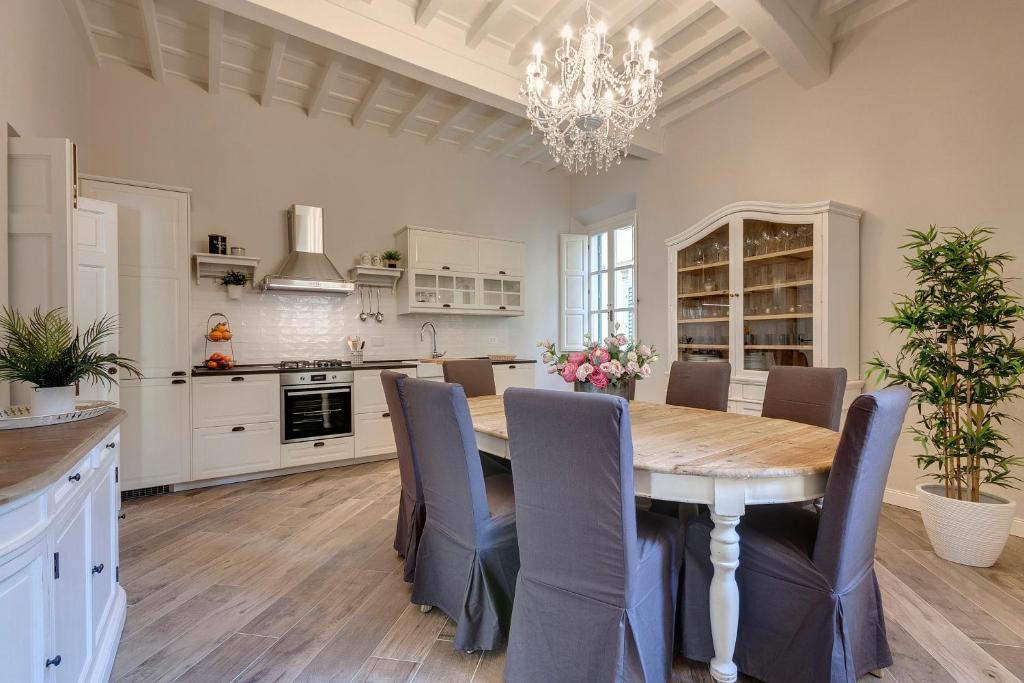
[{"xmin": 280, "ymin": 370, "xmax": 354, "ymax": 444}]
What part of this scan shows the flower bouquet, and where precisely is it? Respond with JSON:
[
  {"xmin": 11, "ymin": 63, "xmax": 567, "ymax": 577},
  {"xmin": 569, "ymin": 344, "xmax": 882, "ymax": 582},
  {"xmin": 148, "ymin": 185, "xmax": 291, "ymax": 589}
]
[{"xmin": 538, "ymin": 326, "xmax": 658, "ymax": 399}]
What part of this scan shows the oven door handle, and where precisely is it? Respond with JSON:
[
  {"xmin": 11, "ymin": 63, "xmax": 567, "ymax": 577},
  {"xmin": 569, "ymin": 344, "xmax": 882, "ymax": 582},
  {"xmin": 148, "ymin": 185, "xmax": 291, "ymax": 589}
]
[{"xmin": 283, "ymin": 387, "xmax": 352, "ymax": 398}]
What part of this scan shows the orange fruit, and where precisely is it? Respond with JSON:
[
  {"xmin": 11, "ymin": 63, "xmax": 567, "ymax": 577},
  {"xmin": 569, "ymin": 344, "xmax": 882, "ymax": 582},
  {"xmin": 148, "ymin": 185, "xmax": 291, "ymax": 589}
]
[
  {"xmin": 209, "ymin": 330, "xmax": 224, "ymax": 341},
  {"xmin": 221, "ymin": 331, "xmax": 232, "ymax": 340}
]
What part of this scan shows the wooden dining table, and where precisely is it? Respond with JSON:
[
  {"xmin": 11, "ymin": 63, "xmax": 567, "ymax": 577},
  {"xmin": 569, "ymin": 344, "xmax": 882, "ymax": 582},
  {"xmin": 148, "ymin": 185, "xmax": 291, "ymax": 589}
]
[{"xmin": 465, "ymin": 395, "xmax": 841, "ymax": 683}]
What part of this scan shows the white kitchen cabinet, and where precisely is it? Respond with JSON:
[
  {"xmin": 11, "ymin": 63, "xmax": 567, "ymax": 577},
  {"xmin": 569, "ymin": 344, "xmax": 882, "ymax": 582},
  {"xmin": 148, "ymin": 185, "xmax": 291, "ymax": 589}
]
[
  {"xmin": 282, "ymin": 437, "xmax": 355, "ymax": 468},
  {"xmin": 404, "ymin": 228, "xmax": 479, "ymax": 272},
  {"xmin": 492, "ymin": 363, "xmax": 536, "ymax": 395},
  {"xmin": 119, "ymin": 377, "xmax": 191, "ymax": 489},
  {"xmin": 89, "ymin": 464, "xmax": 117, "ymax": 644},
  {"xmin": 0, "ymin": 541, "xmax": 48, "ymax": 683},
  {"xmin": 410, "ymin": 271, "xmax": 479, "ymax": 310},
  {"xmin": 355, "ymin": 413, "xmax": 398, "ymax": 459},
  {"xmin": 479, "ymin": 276, "xmax": 523, "ymax": 313},
  {"xmin": 192, "ymin": 422, "xmax": 281, "ymax": 480},
  {"xmin": 353, "ymin": 370, "xmax": 389, "ymax": 414},
  {"xmin": 53, "ymin": 501, "xmax": 92, "ymax": 683},
  {"xmin": 478, "ymin": 238, "xmax": 524, "ymax": 276},
  {"xmin": 192, "ymin": 375, "xmax": 280, "ymax": 428}
]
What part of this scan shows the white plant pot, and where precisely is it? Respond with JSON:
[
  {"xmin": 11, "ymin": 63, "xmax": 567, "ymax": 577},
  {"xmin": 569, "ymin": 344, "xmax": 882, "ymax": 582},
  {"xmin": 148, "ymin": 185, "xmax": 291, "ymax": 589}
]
[
  {"xmin": 226, "ymin": 284, "xmax": 244, "ymax": 300},
  {"xmin": 30, "ymin": 385, "xmax": 77, "ymax": 416},
  {"xmin": 917, "ymin": 483, "xmax": 1017, "ymax": 567}
]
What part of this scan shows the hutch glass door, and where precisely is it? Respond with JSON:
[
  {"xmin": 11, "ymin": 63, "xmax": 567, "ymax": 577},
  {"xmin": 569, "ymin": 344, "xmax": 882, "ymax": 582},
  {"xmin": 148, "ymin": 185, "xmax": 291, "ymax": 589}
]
[
  {"xmin": 740, "ymin": 218, "xmax": 814, "ymax": 371},
  {"xmin": 675, "ymin": 223, "xmax": 731, "ymax": 364}
]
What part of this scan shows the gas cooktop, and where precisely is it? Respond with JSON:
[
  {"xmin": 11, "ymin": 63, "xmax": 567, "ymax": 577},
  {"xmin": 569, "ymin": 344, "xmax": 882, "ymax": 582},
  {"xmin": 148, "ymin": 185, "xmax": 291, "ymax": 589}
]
[{"xmin": 277, "ymin": 359, "xmax": 351, "ymax": 370}]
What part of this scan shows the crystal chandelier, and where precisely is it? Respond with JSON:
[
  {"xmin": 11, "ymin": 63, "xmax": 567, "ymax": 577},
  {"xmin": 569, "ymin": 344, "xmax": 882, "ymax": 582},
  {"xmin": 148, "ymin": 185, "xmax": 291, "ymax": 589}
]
[{"xmin": 521, "ymin": 1, "xmax": 662, "ymax": 175}]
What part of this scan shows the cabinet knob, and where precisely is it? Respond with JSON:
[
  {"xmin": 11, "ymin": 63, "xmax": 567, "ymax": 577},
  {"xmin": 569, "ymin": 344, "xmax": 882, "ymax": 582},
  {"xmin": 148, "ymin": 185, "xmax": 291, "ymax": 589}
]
[
  {"xmin": 441, "ymin": 266, "xmax": 451, "ymax": 271},
  {"xmin": 382, "ymin": 412, "xmax": 391, "ymax": 418},
  {"xmin": 171, "ymin": 370, "xmax": 186, "ymax": 377},
  {"xmin": 313, "ymin": 441, "xmax": 325, "ymax": 448},
  {"xmin": 107, "ymin": 367, "xmax": 118, "ymax": 375},
  {"xmin": 68, "ymin": 473, "xmax": 81, "ymax": 483},
  {"xmin": 106, "ymin": 442, "xmax": 116, "ymax": 449},
  {"xmin": 499, "ymin": 270, "xmax": 507, "ymax": 275},
  {"xmin": 508, "ymin": 366, "xmax": 516, "ymax": 370},
  {"xmin": 231, "ymin": 376, "xmax": 245, "ymax": 382},
  {"xmin": 231, "ymin": 426, "xmax": 246, "ymax": 432},
  {"xmin": 46, "ymin": 655, "xmax": 62, "ymax": 668},
  {"xmin": 92, "ymin": 563, "xmax": 105, "ymax": 575},
  {"xmin": 118, "ymin": 513, "xmax": 126, "ymax": 520},
  {"xmin": 442, "ymin": 304, "xmax": 451, "ymax": 308},
  {"xmin": 499, "ymin": 306, "xmax": 507, "ymax": 310}
]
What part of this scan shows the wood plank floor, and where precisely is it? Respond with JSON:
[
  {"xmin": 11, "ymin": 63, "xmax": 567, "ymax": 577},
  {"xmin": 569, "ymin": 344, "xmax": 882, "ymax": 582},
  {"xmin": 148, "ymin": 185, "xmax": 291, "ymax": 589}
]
[{"xmin": 114, "ymin": 460, "xmax": 1024, "ymax": 683}]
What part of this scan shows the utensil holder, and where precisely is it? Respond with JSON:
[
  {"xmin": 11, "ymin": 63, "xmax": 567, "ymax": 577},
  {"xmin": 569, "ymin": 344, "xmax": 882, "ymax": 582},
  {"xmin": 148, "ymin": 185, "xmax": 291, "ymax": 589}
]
[{"xmin": 351, "ymin": 350, "xmax": 364, "ymax": 364}]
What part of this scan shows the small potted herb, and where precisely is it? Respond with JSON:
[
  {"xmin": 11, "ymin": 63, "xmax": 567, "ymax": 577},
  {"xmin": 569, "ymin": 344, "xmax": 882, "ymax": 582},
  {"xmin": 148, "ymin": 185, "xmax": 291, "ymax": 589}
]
[
  {"xmin": 221, "ymin": 270, "xmax": 248, "ymax": 300},
  {"xmin": 0, "ymin": 307, "xmax": 141, "ymax": 415},
  {"xmin": 382, "ymin": 249, "xmax": 402, "ymax": 269}
]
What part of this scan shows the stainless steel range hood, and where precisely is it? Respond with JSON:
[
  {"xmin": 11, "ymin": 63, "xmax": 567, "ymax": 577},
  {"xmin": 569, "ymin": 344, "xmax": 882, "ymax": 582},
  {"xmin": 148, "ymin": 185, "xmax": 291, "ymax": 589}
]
[{"xmin": 262, "ymin": 205, "xmax": 355, "ymax": 294}]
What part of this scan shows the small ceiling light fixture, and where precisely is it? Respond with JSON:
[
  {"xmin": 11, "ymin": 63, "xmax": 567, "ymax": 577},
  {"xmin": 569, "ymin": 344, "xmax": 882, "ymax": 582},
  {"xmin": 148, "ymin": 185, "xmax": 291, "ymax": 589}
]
[{"xmin": 521, "ymin": 0, "xmax": 662, "ymax": 174}]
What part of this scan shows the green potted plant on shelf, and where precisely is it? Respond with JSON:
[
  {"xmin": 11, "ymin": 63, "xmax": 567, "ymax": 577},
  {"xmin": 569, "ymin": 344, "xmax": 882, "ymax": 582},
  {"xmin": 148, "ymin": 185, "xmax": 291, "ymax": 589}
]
[
  {"xmin": 382, "ymin": 249, "xmax": 402, "ymax": 269},
  {"xmin": 220, "ymin": 270, "xmax": 248, "ymax": 300},
  {"xmin": 868, "ymin": 226, "xmax": 1023, "ymax": 567},
  {"xmin": 0, "ymin": 307, "xmax": 141, "ymax": 416}
]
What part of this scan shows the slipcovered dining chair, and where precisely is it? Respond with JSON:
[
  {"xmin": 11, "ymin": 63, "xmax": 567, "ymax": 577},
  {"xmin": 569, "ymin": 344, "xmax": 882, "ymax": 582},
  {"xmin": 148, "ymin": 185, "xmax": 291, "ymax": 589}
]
[
  {"xmin": 397, "ymin": 377, "xmax": 519, "ymax": 652},
  {"xmin": 680, "ymin": 386, "xmax": 911, "ymax": 683},
  {"xmin": 503, "ymin": 388, "xmax": 685, "ymax": 683},
  {"xmin": 380, "ymin": 370, "xmax": 429, "ymax": 583},
  {"xmin": 666, "ymin": 360, "xmax": 731, "ymax": 411},
  {"xmin": 442, "ymin": 359, "xmax": 496, "ymax": 397},
  {"xmin": 761, "ymin": 366, "xmax": 848, "ymax": 431}
]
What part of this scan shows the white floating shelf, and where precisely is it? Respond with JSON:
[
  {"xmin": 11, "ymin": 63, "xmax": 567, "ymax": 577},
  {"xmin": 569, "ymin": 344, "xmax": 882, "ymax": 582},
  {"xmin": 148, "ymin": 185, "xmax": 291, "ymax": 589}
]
[
  {"xmin": 193, "ymin": 253, "xmax": 262, "ymax": 285},
  {"xmin": 349, "ymin": 265, "xmax": 404, "ymax": 289}
]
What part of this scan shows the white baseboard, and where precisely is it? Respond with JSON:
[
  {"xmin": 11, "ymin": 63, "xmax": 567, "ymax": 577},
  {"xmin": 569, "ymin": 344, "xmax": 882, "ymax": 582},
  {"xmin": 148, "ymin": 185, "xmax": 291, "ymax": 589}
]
[
  {"xmin": 172, "ymin": 452, "xmax": 397, "ymax": 492},
  {"xmin": 883, "ymin": 487, "xmax": 1024, "ymax": 538}
]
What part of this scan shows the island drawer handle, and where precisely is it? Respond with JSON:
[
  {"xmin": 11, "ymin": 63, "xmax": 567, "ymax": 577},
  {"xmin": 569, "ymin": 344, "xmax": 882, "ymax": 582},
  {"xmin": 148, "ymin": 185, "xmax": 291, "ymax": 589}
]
[
  {"xmin": 172, "ymin": 379, "xmax": 186, "ymax": 385},
  {"xmin": 68, "ymin": 473, "xmax": 81, "ymax": 483},
  {"xmin": 106, "ymin": 442, "xmax": 116, "ymax": 449},
  {"xmin": 231, "ymin": 376, "xmax": 245, "ymax": 382},
  {"xmin": 46, "ymin": 655, "xmax": 61, "ymax": 668},
  {"xmin": 313, "ymin": 441, "xmax": 325, "ymax": 448},
  {"xmin": 232, "ymin": 426, "xmax": 246, "ymax": 432}
]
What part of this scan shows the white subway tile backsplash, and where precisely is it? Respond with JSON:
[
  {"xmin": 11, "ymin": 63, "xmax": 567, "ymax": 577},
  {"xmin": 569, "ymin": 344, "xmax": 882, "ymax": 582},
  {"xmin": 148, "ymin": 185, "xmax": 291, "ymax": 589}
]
[{"xmin": 191, "ymin": 281, "xmax": 515, "ymax": 365}]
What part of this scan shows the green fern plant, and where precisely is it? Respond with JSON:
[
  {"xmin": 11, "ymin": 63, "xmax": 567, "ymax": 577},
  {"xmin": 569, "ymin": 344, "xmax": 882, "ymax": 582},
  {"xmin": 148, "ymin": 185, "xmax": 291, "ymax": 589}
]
[
  {"xmin": 867, "ymin": 227, "xmax": 1024, "ymax": 502},
  {"xmin": 0, "ymin": 307, "xmax": 142, "ymax": 388}
]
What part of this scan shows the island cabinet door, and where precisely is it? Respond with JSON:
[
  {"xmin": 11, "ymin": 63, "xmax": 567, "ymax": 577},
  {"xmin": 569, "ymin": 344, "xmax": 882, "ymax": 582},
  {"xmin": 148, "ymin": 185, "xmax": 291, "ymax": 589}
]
[
  {"xmin": 0, "ymin": 541, "xmax": 49, "ymax": 683},
  {"xmin": 492, "ymin": 364, "xmax": 535, "ymax": 395},
  {"xmin": 90, "ymin": 463, "xmax": 117, "ymax": 643},
  {"xmin": 52, "ymin": 502, "xmax": 93, "ymax": 683}
]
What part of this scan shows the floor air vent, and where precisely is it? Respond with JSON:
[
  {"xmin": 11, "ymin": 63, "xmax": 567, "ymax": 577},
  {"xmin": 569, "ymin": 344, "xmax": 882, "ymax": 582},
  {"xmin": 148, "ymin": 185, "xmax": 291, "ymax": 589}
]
[{"xmin": 121, "ymin": 485, "xmax": 171, "ymax": 501}]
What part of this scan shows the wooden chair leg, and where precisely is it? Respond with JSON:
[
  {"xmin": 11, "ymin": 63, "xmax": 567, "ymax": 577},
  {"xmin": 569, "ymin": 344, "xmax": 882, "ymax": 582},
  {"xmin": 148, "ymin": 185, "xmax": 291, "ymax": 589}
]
[{"xmin": 868, "ymin": 668, "xmax": 885, "ymax": 678}]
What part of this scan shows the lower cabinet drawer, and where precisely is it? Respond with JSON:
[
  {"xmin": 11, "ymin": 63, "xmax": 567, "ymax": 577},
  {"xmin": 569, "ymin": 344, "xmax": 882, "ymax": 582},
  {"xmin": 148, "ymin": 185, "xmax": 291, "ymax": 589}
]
[
  {"xmin": 282, "ymin": 437, "xmax": 354, "ymax": 467},
  {"xmin": 192, "ymin": 422, "xmax": 281, "ymax": 480},
  {"xmin": 355, "ymin": 413, "xmax": 397, "ymax": 458}
]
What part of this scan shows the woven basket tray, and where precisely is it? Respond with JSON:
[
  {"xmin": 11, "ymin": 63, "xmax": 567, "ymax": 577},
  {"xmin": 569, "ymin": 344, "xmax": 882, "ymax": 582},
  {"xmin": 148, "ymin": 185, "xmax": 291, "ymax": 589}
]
[{"xmin": 488, "ymin": 354, "xmax": 517, "ymax": 362}]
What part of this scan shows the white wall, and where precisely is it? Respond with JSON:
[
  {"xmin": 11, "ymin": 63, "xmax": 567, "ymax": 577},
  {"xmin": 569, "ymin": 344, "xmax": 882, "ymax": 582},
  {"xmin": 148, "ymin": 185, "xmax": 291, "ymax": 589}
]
[
  {"xmin": 84, "ymin": 63, "xmax": 570, "ymax": 385},
  {"xmin": 569, "ymin": 0, "xmax": 1024, "ymax": 518}
]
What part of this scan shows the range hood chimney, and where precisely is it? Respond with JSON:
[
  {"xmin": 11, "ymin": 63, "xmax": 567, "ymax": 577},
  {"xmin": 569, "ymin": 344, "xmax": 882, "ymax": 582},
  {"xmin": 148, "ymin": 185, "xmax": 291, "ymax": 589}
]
[{"xmin": 262, "ymin": 205, "xmax": 355, "ymax": 294}]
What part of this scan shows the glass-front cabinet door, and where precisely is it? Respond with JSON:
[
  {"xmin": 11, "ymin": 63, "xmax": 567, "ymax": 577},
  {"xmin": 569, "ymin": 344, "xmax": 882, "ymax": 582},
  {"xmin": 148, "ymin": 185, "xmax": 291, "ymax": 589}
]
[
  {"xmin": 675, "ymin": 223, "xmax": 731, "ymax": 364},
  {"xmin": 414, "ymin": 271, "xmax": 477, "ymax": 309},
  {"xmin": 480, "ymin": 276, "xmax": 523, "ymax": 311}
]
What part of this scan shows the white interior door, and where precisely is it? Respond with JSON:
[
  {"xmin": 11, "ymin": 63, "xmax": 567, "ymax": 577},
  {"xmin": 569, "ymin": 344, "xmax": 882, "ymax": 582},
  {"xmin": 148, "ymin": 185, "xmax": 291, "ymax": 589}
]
[{"xmin": 75, "ymin": 198, "xmax": 119, "ymax": 403}]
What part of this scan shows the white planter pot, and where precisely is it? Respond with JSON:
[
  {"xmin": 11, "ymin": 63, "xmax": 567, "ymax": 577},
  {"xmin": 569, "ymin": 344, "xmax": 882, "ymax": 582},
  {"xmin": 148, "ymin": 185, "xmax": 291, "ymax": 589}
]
[
  {"xmin": 30, "ymin": 385, "xmax": 77, "ymax": 416},
  {"xmin": 226, "ymin": 284, "xmax": 244, "ymax": 300},
  {"xmin": 917, "ymin": 483, "xmax": 1017, "ymax": 567}
]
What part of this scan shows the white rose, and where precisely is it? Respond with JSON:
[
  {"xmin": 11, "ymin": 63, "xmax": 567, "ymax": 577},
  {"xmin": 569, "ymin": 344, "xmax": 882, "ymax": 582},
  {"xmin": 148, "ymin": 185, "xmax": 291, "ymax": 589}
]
[
  {"xmin": 600, "ymin": 360, "xmax": 623, "ymax": 378},
  {"xmin": 640, "ymin": 364, "xmax": 652, "ymax": 378},
  {"xmin": 616, "ymin": 334, "xmax": 629, "ymax": 346},
  {"xmin": 604, "ymin": 336, "xmax": 618, "ymax": 347},
  {"xmin": 627, "ymin": 351, "xmax": 638, "ymax": 362},
  {"xmin": 638, "ymin": 344, "xmax": 652, "ymax": 357},
  {"xmin": 626, "ymin": 360, "xmax": 640, "ymax": 374},
  {"xmin": 541, "ymin": 352, "xmax": 553, "ymax": 363},
  {"xmin": 576, "ymin": 363, "xmax": 594, "ymax": 382}
]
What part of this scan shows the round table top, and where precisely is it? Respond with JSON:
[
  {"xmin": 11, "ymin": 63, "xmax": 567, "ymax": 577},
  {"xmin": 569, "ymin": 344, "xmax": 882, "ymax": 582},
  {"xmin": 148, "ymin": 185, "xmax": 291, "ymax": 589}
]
[{"xmin": 466, "ymin": 396, "xmax": 840, "ymax": 479}]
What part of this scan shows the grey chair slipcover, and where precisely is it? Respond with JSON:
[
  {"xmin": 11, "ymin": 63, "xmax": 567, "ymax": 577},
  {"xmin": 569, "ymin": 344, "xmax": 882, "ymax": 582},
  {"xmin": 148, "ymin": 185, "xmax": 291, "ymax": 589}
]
[
  {"xmin": 681, "ymin": 387, "xmax": 910, "ymax": 683},
  {"xmin": 665, "ymin": 360, "xmax": 731, "ymax": 412},
  {"xmin": 398, "ymin": 377, "xmax": 519, "ymax": 651},
  {"xmin": 761, "ymin": 366, "xmax": 848, "ymax": 431},
  {"xmin": 503, "ymin": 388, "xmax": 685, "ymax": 683},
  {"xmin": 380, "ymin": 370, "xmax": 426, "ymax": 583},
  {"xmin": 442, "ymin": 359, "xmax": 497, "ymax": 397}
]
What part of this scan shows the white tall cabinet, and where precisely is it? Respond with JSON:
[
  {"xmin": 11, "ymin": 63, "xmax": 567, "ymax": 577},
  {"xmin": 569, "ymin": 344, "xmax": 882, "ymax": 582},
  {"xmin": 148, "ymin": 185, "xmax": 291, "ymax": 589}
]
[
  {"xmin": 81, "ymin": 177, "xmax": 192, "ymax": 490},
  {"xmin": 665, "ymin": 201, "xmax": 862, "ymax": 414}
]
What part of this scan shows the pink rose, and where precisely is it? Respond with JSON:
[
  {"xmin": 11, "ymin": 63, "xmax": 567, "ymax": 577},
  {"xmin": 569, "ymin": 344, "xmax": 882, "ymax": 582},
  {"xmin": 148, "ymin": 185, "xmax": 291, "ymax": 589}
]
[
  {"xmin": 616, "ymin": 334, "xmax": 629, "ymax": 346},
  {"xmin": 568, "ymin": 352, "xmax": 586, "ymax": 365},
  {"xmin": 590, "ymin": 348, "xmax": 610, "ymax": 365},
  {"xmin": 561, "ymin": 362, "xmax": 579, "ymax": 383},
  {"xmin": 640, "ymin": 364, "xmax": 652, "ymax": 378},
  {"xmin": 589, "ymin": 367, "xmax": 609, "ymax": 389},
  {"xmin": 576, "ymin": 363, "xmax": 594, "ymax": 382}
]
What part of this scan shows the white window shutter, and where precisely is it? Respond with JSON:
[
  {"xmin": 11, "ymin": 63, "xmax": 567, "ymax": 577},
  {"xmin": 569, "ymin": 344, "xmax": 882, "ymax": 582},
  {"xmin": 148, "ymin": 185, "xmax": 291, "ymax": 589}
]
[{"xmin": 559, "ymin": 233, "xmax": 587, "ymax": 352}]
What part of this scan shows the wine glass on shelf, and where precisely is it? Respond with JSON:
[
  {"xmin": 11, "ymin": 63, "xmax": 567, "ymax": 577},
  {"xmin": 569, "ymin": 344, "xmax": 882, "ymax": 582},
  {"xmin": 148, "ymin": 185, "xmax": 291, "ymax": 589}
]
[
  {"xmin": 760, "ymin": 229, "xmax": 772, "ymax": 255},
  {"xmin": 778, "ymin": 227, "xmax": 792, "ymax": 251}
]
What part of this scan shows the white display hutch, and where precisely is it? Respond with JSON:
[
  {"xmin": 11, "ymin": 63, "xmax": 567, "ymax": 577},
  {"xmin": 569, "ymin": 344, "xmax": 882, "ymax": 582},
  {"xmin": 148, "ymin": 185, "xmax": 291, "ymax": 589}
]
[{"xmin": 665, "ymin": 201, "xmax": 863, "ymax": 415}]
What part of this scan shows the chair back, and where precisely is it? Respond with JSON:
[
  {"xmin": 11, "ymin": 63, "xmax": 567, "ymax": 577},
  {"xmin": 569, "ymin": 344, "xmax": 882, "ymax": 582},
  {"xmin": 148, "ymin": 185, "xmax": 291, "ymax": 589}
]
[
  {"xmin": 761, "ymin": 366, "xmax": 847, "ymax": 430},
  {"xmin": 504, "ymin": 388, "xmax": 638, "ymax": 607},
  {"xmin": 380, "ymin": 370, "xmax": 421, "ymax": 502},
  {"xmin": 442, "ymin": 359, "xmax": 497, "ymax": 398},
  {"xmin": 665, "ymin": 361, "xmax": 731, "ymax": 411},
  {"xmin": 812, "ymin": 387, "xmax": 910, "ymax": 590},
  {"xmin": 398, "ymin": 377, "xmax": 492, "ymax": 545}
]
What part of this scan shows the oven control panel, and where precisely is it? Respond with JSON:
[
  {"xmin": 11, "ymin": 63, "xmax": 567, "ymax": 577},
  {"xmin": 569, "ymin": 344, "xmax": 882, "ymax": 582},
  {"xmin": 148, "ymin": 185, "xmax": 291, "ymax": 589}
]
[{"xmin": 280, "ymin": 370, "xmax": 355, "ymax": 386}]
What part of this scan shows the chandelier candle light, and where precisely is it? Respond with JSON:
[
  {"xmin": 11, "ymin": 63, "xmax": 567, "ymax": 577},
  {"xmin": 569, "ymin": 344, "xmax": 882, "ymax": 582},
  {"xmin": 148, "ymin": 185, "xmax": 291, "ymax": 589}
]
[{"xmin": 522, "ymin": 1, "xmax": 662, "ymax": 174}]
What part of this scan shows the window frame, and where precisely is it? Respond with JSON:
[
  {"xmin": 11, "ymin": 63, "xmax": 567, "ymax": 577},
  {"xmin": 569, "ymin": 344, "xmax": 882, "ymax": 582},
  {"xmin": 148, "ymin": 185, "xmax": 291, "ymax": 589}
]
[{"xmin": 585, "ymin": 211, "xmax": 638, "ymax": 342}]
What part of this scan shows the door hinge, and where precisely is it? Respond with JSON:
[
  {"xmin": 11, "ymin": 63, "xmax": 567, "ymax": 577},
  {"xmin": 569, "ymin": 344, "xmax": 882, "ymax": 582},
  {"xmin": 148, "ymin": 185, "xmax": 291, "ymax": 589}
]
[{"xmin": 53, "ymin": 552, "xmax": 60, "ymax": 579}]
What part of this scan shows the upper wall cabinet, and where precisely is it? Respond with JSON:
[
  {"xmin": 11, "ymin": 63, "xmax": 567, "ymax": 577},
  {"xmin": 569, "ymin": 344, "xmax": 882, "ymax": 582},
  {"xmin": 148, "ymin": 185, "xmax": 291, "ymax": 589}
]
[
  {"xmin": 396, "ymin": 227, "xmax": 524, "ymax": 316},
  {"xmin": 665, "ymin": 201, "xmax": 862, "ymax": 415}
]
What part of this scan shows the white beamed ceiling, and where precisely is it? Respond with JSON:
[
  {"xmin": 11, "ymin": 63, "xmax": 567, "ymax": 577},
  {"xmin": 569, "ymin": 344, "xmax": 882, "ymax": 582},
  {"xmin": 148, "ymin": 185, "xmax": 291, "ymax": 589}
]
[{"xmin": 70, "ymin": 0, "xmax": 915, "ymax": 171}]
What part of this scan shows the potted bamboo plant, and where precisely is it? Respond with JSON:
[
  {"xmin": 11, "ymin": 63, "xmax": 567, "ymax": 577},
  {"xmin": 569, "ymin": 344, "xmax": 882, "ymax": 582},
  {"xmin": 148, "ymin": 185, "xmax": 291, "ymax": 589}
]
[
  {"xmin": 0, "ymin": 307, "xmax": 141, "ymax": 415},
  {"xmin": 868, "ymin": 227, "xmax": 1022, "ymax": 567}
]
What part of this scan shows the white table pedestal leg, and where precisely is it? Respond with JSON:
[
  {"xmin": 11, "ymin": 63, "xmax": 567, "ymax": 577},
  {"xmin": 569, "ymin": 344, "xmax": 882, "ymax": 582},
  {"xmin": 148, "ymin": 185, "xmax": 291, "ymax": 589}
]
[{"xmin": 709, "ymin": 512, "xmax": 741, "ymax": 683}]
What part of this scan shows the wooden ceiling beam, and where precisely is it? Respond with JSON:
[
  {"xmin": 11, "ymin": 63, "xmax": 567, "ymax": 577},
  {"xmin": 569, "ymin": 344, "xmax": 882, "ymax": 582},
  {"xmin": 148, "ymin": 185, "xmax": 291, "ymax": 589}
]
[
  {"xmin": 207, "ymin": 6, "xmax": 224, "ymax": 93},
  {"xmin": 817, "ymin": 0, "xmax": 859, "ymax": 17},
  {"xmin": 833, "ymin": 0, "xmax": 913, "ymax": 40},
  {"xmin": 521, "ymin": 141, "xmax": 551, "ymax": 165},
  {"xmin": 352, "ymin": 71, "xmax": 390, "ymax": 128},
  {"xmin": 390, "ymin": 87, "xmax": 434, "ymax": 137},
  {"xmin": 605, "ymin": 0, "xmax": 659, "ymax": 39},
  {"xmin": 426, "ymin": 100, "xmax": 475, "ymax": 144},
  {"xmin": 509, "ymin": 0, "xmax": 588, "ymax": 66},
  {"xmin": 261, "ymin": 31, "xmax": 288, "ymax": 107},
  {"xmin": 415, "ymin": 0, "xmax": 444, "ymax": 27},
  {"xmin": 658, "ymin": 21, "xmax": 744, "ymax": 80},
  {"xmin": 466, "ymin": 0, "xmax": 513, "ymax": 49},
  {"xmin": 647, "ymin": 0, "xmax": 716, "ymax": 49},
  {"xmin": 138, "ymin": 0, "xmax": 165, "ymax": 82},
  {"xmin": 661, "ymin": 39, "xmax": 762, "ymax": 107},
  {"xmin": 490, "ymin": 124, "xmax": 535, "ymax": 158},
  {"xmin": 59, "ymin": 0, "xmax": 101, "ymax": 67},
  {"xmin": 661, "ymin": 57, "xmax": 777, "ymax": 125},
  {"xmin": 461, "ymin": 112, "xmax": 508, "ymax": 152},
  {"xmin": 308, "ymin": 53, "xmax": 344, "ymax": 118}
]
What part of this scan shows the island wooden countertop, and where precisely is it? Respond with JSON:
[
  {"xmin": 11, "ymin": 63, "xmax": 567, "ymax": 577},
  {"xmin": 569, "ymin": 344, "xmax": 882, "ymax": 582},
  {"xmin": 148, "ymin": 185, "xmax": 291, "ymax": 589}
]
[
  {"xmin": 466, "ymin": 396, "xmax": 840, "ymax": 479},
  {"xmin": 0, "ymin": 409, "xmax": 127, "ymax": 507}
]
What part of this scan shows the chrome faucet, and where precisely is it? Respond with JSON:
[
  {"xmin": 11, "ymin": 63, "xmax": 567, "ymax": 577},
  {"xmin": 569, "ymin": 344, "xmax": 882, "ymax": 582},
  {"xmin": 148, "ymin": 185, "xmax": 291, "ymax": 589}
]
[{"xmin": 419, "ymin": 321, "xmax": 444, "ymax": 359}]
